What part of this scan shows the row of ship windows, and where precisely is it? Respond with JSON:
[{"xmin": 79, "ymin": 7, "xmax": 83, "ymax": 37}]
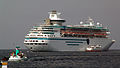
[
  {"xmin": 27, "ymin": 35, "xmax": 43, "ymax": 36},
  {"xmin": 42, "ymin": 28, "xmax": 53, "ymax": 29},
  {"xmin": 30, "ymin": 32, "xmax": 55, "ymax": 34},
  {"xmin": 31, "ymin": 30, "xmax": 54, "ymax": 32},
  {"xmin": 24, "ymin": 43, "xmax": 48, "ymax": 45},
  {"xmin": 25, "ymin": 40, "xmax": 45, "ymax": 42},
  {"xmin": 32, "ymin": 28, "xmax": 53, "ymax": 30},
  {"xmin": 27, "ymin": 35, "xmax": 55, "ymax": 37},
  {"xmin": 25, "ymin": 40, "xmax": 39, "ymax": 42}
]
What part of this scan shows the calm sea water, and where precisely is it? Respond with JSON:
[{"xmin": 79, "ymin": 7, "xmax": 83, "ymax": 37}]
[{"xmin": 0, "ymin": 49, "xmax": 120, "ymax": 68}]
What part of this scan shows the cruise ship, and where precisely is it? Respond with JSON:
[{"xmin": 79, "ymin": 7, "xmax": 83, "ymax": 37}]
[{"xmin": 24, "ymin": 10, "xmax": 115, "ymax": 52}]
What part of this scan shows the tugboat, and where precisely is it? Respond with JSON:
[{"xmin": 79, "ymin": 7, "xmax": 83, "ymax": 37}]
[{"xmin": 8, "ymin": 46, "xmax": 27, "ymax": 61}]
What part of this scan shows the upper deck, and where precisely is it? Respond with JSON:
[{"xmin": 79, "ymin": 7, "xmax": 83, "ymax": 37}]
[{"xmin": 25, "ymin": 11, "xmax": 110, "ymax": 39}]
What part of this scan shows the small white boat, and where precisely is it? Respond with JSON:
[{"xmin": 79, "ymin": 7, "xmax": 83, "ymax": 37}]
[
  {"xmin": 86, "ymin": 45, "xmax": 101, "ymax": 52},
  {"xmin": 8, "ymin": 56, "xmax": 27, "ymax": 61},
  {"xmin": 8, "ymin": 46, "xmax": 27, "ymax": 61}
]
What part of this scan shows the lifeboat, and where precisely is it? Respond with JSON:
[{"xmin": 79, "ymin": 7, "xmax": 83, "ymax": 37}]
[
  {"xmin": 94, "ymin": 33, "xmax": 107, "ymax": 36},
  {"xmin": 62, "ymin": 31, "xmax": 90, "ymax": 35}
]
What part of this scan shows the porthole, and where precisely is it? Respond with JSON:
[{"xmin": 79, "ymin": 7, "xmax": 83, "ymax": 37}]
[
  {"xmin": 30, "ymin": 40, "xmax": 32, "ymax": 42},
  {"xmin": 30, "ymin": 43, "xmax": 33, "ymax": 45}
]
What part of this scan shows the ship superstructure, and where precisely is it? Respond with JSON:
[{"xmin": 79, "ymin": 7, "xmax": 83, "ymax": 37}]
[{"xmin": 24, "ymin": 10, "xmax": 115, "ymax": 51}]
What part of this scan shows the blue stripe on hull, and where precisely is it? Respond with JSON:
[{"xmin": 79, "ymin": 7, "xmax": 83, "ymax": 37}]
[
  {"xmin": 67, "ymin": 44, "xmax": 79, "ymax": 46},
  {"xmin": 25, "ymin": 38, "xmax": 87, "ymax": 41},
  {"xmin": 66, "ymin": 41, "xmax": 83, "ymax": 43}
]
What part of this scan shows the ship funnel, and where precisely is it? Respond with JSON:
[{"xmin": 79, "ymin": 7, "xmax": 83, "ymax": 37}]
[
  {"xmin": 47, "ymin": 10, "xmax": 65, "ymax": 26},
  {"xmin": 48, "ymin": 10, "xmax": 62, "ymax": 20}
]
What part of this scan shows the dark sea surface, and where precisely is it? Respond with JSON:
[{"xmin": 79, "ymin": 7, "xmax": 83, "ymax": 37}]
[{"xmin": 0, "ymin": 49, "xmax": 120, "ymax": 68}]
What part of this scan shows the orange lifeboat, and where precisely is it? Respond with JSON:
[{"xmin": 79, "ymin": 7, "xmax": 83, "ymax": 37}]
[
  {"xmin": 94, "ymin": 33, "xmax": 107, "ymax": 36},
  {"xmin": 62, "ymin": 31, "xmax": 90, "ymax": 35}
]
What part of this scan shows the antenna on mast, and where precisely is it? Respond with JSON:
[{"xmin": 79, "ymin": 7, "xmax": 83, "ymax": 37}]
[{"xmin": 86, "ymin": 17, "xmax": 94, "ymax": 26}]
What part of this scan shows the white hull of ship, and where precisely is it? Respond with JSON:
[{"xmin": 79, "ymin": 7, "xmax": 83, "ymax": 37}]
[{"xmin": 24, "ymin": 38, "xmax": 115, "ymax": 51}]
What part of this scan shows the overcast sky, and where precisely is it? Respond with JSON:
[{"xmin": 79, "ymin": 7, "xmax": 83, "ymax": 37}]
[{"xmin": 0, "ymin": 0, "xmax": 120, "ymax": 49}]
